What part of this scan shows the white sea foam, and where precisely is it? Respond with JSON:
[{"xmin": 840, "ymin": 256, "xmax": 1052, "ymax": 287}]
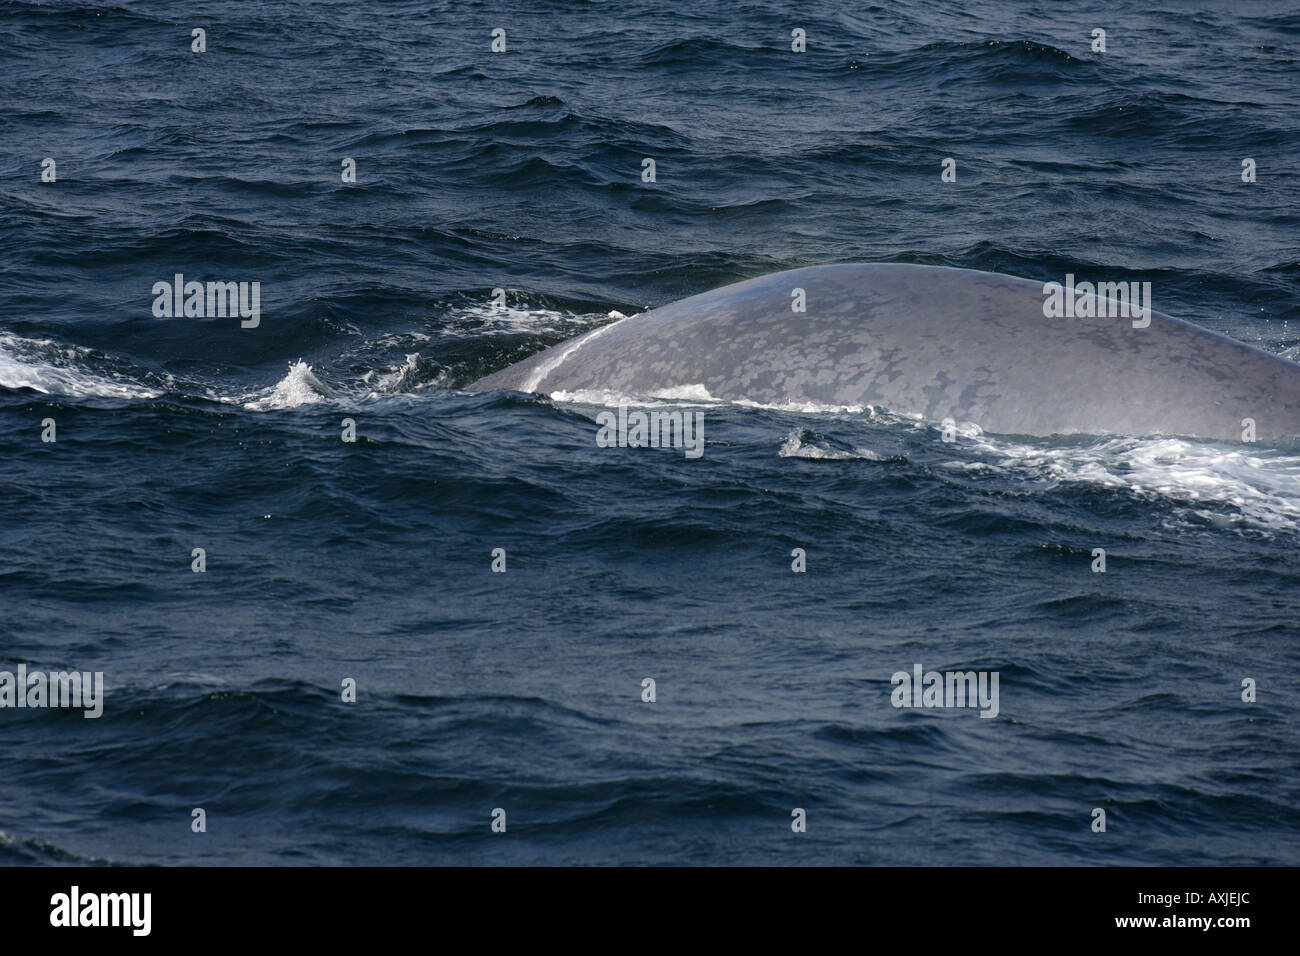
[
  {"xmin": 549, "ymin": 385, "xmax": 883, "ymax": 415},
  {"xmin": 735, "ymin": 397, "xmax": 872, "ymax": 416},
  {"xmin": 949, "ymin": 433, "xmax": 1300, "ymax": 532},
  {"xmin": 549, "ymin": 386, "xmax": 719, "ymax": 408},
  {"xmin": 0, "ymin": 333, "xmax": 163, "ymax": 400},
  {"xmin": 365, "ymin": 352, "xmax": 420, "ymax": 390},
  {"xmin": 240, "ymin": 360, "xmax": 333, "ymax": 410}
]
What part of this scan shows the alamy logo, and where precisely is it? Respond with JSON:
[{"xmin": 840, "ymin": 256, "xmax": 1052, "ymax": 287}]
[
  {"xmin": 152, "ymin": 273, "xmax": 261, "ymax": 328},
  {"xmin": 0, "ymin": 664, "xmax": 103, "ymax": 718},
  {"xmin": 595, "ymin": 404, "xmax": 704, "ymax": 459},
  {"xmin": 891, "ymin": 663, "xmax": 999, "ymax": 718},
  {"xmin": 50, "ymin": 886, "xmax": 151, "ymax": 936},
  {"xmin": 1042, "ymin": 274, "xmax": 1151, "ymax": 329}
]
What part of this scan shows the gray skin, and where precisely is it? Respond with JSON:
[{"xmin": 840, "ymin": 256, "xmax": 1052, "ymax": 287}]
[{"xmin": 469, "ymin": 263, "xmax": 1300, "ymax": 441}]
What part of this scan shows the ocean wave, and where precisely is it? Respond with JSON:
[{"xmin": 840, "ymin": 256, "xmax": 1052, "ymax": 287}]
[
  {"xmin": 0, "ymin": 333, "xmax": 164, "ymax": 400},
  {"xmin": 446, "ymin": 303, "xmax": 621, "ymax": 338},
  {"xmin": 779, "ymin": 427, "xmax": 883, "ymax": 460},
  {"xmin": 949, "ymin": 433, "xmax": 1300, "ymax": 533}
]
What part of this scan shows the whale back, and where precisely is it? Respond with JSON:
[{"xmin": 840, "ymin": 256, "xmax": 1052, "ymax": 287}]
[{"xmin": 469, "ymin": 263, "xmax": 1300, "ymax": 441}]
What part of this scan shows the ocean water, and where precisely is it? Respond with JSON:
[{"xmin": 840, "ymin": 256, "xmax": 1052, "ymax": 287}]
[{"xmin": 2, "ymin": 0, "xmax": 1298, "ymax": 866}]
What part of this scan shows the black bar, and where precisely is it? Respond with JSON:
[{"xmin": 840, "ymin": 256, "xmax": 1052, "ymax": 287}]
[{"xmin": 0, "ymin": 866, "xmax": 1276, "ymax": 941}]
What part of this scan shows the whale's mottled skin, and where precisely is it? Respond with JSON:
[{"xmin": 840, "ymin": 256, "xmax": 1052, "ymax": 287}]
[{"xmin": 469, "ymin": 264, "xmax": 1300, "ymax": 441}]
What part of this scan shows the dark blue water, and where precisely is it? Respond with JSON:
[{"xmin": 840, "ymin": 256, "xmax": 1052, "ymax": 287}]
[{"xmin": 2, "ymin": 0, "xmax": 1298, "ymax": 865}]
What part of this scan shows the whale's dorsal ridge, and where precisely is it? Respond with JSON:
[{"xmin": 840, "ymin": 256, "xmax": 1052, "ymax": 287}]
[{"xmin": 469, "ymin": 263, "xmax": 1300, "ymax": 442}]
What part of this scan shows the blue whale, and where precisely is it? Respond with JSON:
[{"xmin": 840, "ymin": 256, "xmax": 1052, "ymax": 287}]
[{"xmin": 469, "ymin": 264, "xmax": 1300, "ymax": 442}]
